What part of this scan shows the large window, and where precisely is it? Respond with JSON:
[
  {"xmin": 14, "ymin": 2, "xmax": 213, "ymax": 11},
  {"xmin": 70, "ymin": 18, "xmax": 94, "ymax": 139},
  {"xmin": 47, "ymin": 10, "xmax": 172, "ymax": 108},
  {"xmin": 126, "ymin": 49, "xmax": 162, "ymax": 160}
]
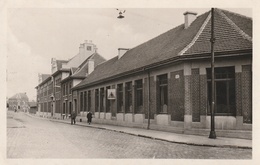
[
  {"xmin": 100, "ymin": 88, "xmax": 105, "ymax": 112},
  {"xmin": 69, "ymin": 82, "xmax": 72, "ymax": 94},
  {"xmin": 125, "ymin": 82, "xmax": 133, "ymax": 113},
  {"xmin": 135, "ymin": 79, "xmax": 143, "ymax": 113},
  {"xmin": 207, "ymin": 66, "xmax": 236, "ymax": 115},
  {"xmin": 55, "ymin": 78, "xmax": 61, "ymax": 92},
  {"xmin": 117, "ymin": 84, "xmax": 124, "ymax": 112},
  {"xmin": 158, "ymin": 74, "xmax": 168, "ymax": 113},
  {"xmin": 106, "ymin": 86, "xmax": 111, "ymax": 112},
  {"xmin": 80, "ymin": 92, "xmax": 83, "ymax": 112},
  {"xmin": 87, "ymin": 91, "xmax": 91, "ymax": 112},
  {"xmin": 95, "ymin": 89, "xmax": 99, "ymax": 112},
  {"xmin": 63, "ymin": 84, "xmax": 66, "ymax": 96},
  {"xmin": 84, "ymin": 91, "xmax": 87, "ymax": 112}
]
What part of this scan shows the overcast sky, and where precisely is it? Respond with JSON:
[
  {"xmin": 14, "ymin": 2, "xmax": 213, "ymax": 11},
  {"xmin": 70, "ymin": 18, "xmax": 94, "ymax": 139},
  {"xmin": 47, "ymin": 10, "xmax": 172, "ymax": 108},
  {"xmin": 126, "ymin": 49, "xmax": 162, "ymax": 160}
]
[{"xmin": 5, "ymin": 1, "xmax": 252, "ymax": 101}]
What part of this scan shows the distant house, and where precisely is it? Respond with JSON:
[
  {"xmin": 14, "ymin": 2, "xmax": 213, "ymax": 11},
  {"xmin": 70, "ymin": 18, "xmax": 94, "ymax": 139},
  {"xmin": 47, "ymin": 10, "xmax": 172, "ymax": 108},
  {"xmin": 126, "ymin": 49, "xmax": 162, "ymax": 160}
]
[
  {"xmin": 72, "ymin": 9, "xmax": 252, "ymax": 138},
  {"xmin": 8, "ymin": 93, "xmax": 29, "ymax": 112}
]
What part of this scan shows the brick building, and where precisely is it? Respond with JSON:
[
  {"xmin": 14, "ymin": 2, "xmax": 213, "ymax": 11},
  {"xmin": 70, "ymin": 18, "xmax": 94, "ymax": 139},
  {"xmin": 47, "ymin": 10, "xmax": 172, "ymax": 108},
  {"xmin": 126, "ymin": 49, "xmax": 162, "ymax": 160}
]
[
  {"xmin": 72, "ymin": 9, "xmax": 252, "ymax": 138},
  {"xmin": 36, "ymin": 41, "xmax": 106, "ymax": 118}
]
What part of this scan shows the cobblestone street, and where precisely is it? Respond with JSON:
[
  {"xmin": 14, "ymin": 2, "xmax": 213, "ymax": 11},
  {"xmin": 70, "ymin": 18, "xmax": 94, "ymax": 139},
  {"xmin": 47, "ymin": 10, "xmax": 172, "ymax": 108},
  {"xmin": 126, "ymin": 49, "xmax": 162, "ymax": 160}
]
[{"xmin": 7, "ymin": 111, "xmax": 252, "ymax": 159}]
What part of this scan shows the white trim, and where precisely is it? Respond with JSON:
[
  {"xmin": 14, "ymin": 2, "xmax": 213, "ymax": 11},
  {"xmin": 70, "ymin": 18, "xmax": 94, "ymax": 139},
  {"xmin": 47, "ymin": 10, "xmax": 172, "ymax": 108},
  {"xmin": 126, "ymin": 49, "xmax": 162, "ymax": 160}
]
[{"xmin": 178, "ymin": 12, "xmax": 211, "ymax": 56}]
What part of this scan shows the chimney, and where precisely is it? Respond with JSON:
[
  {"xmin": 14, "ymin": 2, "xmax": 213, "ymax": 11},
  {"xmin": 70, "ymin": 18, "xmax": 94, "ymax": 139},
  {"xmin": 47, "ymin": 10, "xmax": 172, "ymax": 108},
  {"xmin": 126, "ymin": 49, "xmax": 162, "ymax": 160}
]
[
  {"xmin": 93, "ymin": 45, "xmax": 98, "ymax": 53},
  {"xmin": 118, "ymin": 48, "xmax": 129, "ymax": 59},
  {"xmin": 183, "ymin": 11, "xmax": 197, "ymax": 29},
  {"xmin": 79, "ymin": 43, "xmax": 84, "ymax": 55},
  {"xmin": 88, "ymin": 59, "xmax": 94, "ymax": 75}
]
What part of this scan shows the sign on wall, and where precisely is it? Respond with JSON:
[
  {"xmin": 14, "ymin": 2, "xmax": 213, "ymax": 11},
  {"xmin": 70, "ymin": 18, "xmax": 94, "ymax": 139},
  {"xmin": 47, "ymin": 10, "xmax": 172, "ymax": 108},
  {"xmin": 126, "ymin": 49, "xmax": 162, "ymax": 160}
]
[{"xmin": 107, "ymin": 89, "xmax": 116, "ymax": 100}]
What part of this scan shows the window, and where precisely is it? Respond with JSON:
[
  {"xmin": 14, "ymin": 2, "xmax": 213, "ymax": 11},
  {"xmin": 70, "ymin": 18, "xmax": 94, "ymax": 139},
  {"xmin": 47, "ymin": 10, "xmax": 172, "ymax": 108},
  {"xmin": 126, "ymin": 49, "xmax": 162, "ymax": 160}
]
[
  {"xmin": 158, "ymin": 74, "xmax": 168, "ymax": 113},
  {"xmin": 106, "ymin": 86, "xmax": 111, "ymax": 112},
  {"xmin": 69, "ymin": 82, "xmax": 72, "ymax": 94},
  {"xmin": 117, "ymin": 84, "xmax": 124, "ymax": 112},
  {"xmin": 125, "ymin": 82, "xmax": 133, "ymax": 113},
  {"xmin": 87, "ymin": 46, "xmax": 92, "ymax": 51},
  {"xmin": 135, "ymin": 79, "xmax": 143, "ymax": 113},
  {"xmin": 66, "ymin": 84, "xmax": 68, "ymax": 95},
  {"xmin": 207, "ymin": 66, "xmax": 236, "ymax": 115},
  {"xmin": 100, "ymin": 88, "xmax": 105, "ymax": 112},
  {"xmin": 80, "ymin": 92, "xmax": 83, "ymax": 112},
  {"xmin": 84, "ymin": 91, "xmax": 87, "ymax": 112},
  {"xmin": 63, "ymin": 84, "xmax": 66, "ymax": 96},
  {"xmin": 87, "ymin": 91, "xmax": 91, "ymax": 112},
  {"xmin": 55, "ymin": 78, "xmax": 61, "ymax": 92},
  {"xmin": 95, "ymin": 89, "xmax": 99, "ymax": 112}
]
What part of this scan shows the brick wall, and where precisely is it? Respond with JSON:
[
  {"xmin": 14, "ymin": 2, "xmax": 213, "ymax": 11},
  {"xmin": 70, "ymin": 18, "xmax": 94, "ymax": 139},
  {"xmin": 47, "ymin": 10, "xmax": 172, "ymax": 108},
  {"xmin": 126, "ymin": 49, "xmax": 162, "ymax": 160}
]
[
  {"xmin": 191, "ymin": 68, "xmax": 200, "ymax": 122},
  {"xmin": 242, "ymin": 65, "xmax": 252, "ymax": 124},
  {"xmin": 170, "ymin": 70, "xmax": 184, "ymax": 121},
  {"xmin": 199, "ymin": 75, "xmax": 207, "ymax": 116}
]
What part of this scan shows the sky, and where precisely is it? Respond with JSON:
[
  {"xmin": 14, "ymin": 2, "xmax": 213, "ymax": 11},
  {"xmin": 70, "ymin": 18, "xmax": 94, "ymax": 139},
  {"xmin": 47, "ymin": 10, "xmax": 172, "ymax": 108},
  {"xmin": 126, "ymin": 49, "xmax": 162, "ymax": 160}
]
[{"xmin": 4, "ymin": 1, "xmax": 253, "ymax": 101}]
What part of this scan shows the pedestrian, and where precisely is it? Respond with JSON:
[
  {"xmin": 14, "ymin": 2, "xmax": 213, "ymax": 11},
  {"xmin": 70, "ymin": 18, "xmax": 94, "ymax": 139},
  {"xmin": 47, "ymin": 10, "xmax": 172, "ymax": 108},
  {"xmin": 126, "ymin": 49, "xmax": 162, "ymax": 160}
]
[
  {"xmin": 87, "ymin": 111, "xmax": 92, "ymax": 125},
  {"xmin": 71, "ymin": 110, "xmax": 76, "ymax": 125}
]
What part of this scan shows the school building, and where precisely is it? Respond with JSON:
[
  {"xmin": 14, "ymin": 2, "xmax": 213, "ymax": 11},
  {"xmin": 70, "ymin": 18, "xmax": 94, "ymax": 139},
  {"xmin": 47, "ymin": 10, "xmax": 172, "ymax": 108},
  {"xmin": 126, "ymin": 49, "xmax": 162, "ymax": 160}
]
[{"xmin": 72, "ymin": 9, "xmax": 252, "ymax": 139}]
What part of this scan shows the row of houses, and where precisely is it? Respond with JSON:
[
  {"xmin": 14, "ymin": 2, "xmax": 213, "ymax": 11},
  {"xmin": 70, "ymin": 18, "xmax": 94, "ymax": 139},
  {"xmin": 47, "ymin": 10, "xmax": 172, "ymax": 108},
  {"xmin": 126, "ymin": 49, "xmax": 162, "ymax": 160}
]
[{"xmin": 36, "ymin": 8, "xmax": 252, "ymax": 139}]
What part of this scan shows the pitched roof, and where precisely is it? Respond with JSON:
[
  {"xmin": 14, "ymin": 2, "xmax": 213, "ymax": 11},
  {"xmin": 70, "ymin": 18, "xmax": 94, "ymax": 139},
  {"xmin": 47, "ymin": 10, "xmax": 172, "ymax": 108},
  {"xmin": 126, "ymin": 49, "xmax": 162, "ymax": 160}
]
[
  {"xmin": 71, "ymin": 52, "xmax": 106, "ymax": 78},
  {"xmin": 181, "ymin": 9, "xmax": 252, "ymax": 55},
  {"xmin": 42, "ymin": 74, "xmax": 51, "ymax": 82},
  {"xmin": 9, "ymin": 93, "xmax": 29, "ymax": 101},
  {"xmin": 74, "ymin": 8, "xmax": 252, "ymax": 89}
]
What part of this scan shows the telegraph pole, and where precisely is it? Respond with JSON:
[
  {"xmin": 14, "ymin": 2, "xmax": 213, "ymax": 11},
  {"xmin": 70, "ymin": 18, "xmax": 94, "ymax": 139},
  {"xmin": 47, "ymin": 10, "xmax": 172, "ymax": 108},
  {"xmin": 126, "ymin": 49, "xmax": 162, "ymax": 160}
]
[{"xmin": 209, "ymin": 8, "xmax": 216, "ymax": 139}]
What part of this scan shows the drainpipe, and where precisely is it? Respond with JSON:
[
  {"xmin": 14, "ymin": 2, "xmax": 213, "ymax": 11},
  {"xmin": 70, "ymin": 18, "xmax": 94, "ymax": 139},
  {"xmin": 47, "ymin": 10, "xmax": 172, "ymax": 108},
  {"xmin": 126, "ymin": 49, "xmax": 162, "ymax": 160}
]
[{"xmin": 147, "ymin": 69, "xmax": 151, "ymax": 130}]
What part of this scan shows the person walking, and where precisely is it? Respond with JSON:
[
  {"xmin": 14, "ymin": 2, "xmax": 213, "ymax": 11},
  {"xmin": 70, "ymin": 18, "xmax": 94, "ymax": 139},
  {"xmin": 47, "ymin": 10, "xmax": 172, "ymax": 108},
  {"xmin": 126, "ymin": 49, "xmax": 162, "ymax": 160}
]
[
  {"xmin": 87, "ymin": 111, "xmax": 92, "ymax": 125},
  {"xmin": 71, "ymin": 110, "xmax": 76, "ymax": 125}
]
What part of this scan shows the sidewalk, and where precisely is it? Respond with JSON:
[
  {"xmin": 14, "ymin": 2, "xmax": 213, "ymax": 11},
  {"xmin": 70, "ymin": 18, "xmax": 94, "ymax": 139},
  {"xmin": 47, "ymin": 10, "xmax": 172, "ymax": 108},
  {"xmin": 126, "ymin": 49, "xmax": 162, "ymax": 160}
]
[{"xmin": 27, "ymin": 113, "xmax": 252, "ymax": 149}]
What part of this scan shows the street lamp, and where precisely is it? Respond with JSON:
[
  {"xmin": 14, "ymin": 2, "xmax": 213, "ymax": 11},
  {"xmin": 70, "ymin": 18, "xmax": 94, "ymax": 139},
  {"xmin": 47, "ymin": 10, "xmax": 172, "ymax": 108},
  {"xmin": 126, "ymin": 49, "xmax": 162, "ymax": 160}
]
[
  {"xmin": 209, "ymin": 8, "xmax": 216, "ymax": 139},
  {"xmin": 116, "ymin": 9, "xmax": 126, "ymax": 19}
]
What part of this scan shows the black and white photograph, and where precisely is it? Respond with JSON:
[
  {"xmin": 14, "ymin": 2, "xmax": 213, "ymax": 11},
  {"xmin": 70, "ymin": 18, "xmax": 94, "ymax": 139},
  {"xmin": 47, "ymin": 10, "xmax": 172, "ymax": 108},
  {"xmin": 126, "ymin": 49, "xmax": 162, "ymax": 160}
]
[{"xmin": 1, "ymin": 0, "xmax": 259, "ymax": 164}]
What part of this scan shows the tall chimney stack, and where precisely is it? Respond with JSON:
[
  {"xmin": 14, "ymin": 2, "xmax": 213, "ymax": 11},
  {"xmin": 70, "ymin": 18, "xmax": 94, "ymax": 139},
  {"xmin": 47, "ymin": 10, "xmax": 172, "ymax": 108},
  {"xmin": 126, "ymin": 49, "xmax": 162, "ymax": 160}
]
[
  {"xmin": 183, "ymin": 11, "xmax": 197, "ymax": 29},
  {"xmin": 118, "ymin": 48, "xmax": 130, "ymax": 59}
]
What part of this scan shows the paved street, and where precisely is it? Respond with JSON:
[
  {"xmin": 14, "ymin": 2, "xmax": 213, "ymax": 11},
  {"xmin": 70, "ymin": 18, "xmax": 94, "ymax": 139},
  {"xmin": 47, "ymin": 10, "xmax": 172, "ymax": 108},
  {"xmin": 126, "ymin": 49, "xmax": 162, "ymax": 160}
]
[{"xmin": 7, "ymin": 111, "xmax": 252, "ymax": 159}]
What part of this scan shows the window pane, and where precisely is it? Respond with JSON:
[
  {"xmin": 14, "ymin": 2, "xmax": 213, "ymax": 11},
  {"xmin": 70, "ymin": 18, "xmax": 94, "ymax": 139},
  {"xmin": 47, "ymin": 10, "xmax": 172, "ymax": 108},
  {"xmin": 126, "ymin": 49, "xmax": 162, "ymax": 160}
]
[{"xmin": 206, "ymin": 66, "xmax": 236, "ymax": 115}]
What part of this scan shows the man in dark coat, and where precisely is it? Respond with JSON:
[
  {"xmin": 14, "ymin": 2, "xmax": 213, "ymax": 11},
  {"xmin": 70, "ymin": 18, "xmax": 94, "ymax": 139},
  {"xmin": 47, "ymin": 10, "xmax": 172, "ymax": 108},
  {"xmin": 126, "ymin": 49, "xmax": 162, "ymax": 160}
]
[
  {"xmin": 71, "ymin": 110, "xmax": 76, "ymax": 125},
  {"xmin": 87, "ymin": 111, "xmax": 92, "ymax": 125}
]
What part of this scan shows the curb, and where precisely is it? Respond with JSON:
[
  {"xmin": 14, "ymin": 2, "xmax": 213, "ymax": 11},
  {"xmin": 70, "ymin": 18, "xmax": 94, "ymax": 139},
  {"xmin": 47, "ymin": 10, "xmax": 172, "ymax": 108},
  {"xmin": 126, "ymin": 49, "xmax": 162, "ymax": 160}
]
[{"xmin": 25, "ymin": 113, "xmax": 252, "ymax": 149}]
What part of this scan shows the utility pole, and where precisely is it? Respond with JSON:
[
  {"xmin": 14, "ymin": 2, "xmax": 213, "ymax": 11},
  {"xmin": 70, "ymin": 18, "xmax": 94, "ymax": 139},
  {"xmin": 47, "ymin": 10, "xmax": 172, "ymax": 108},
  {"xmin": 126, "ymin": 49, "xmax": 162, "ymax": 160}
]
[{"xmin": 209, "ymin": 8, "xmax": 217, "ymax": 139}]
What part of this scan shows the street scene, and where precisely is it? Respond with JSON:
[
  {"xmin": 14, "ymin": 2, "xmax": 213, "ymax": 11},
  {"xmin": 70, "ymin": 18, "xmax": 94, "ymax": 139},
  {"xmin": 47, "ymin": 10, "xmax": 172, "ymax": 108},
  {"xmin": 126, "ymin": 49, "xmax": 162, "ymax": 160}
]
[
  {"xmin": 5, "ymin": 5, "xmax": 253, "ymax": 161},
  {"xmin": 7, "ymin": 110, "xmax": 251, "ymax": 159}
]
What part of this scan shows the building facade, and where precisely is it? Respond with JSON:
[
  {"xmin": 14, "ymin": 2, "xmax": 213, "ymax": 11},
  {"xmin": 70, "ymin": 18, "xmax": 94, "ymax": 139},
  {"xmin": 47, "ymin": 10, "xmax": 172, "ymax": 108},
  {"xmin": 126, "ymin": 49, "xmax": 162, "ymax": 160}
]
[
  {"xmin": 36, "ymin": 41, "xmax": 106, "ymax": 119},
  {"xmin": 73, "ymin": 9, "xmax": 252, "ymax": 139}
]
